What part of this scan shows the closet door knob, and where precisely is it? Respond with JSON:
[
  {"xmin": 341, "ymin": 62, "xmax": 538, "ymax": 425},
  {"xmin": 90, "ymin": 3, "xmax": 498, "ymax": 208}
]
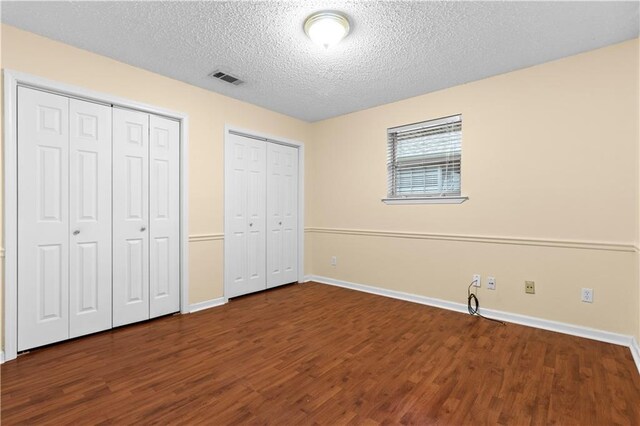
[
  {"xmin": 73, "ymin": 230, "xmax": 80, "ymax": 236},
  {"xmin": 279, "ymin": 222, "xmax": 282, "ymax": 225},
  {"xmin": 249, "ymin": 223, "xmax": 253, "ymax": 227},
  {"xmin": 140, "ymin": 227, "xmax": 146, "ymax": 232}
]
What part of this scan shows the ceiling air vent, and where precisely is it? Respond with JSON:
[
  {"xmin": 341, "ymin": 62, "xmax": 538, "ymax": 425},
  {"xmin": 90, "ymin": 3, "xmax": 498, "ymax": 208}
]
[{"xmin": 209, "ymin": 70, "xmax": 243, "ymax": 85}]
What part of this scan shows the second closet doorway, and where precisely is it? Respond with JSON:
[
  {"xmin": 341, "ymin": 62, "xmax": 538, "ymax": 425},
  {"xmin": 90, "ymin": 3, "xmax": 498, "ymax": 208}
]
[
  {"xmin": 224, "ymin": 130, "xmax": 302, "ymax": 299},
  {"xmin": 15, "ymin": 87, "xmax": 182, "ymax": 352}
]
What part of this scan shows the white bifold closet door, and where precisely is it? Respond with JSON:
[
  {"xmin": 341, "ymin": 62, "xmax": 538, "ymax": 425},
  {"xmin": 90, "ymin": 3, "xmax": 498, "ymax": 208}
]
[
  {"xmin": 224, "ymin": 133, "xmax": 299, "ymax": 299},
  {"xmin": 112, "ymin": 108, "xmax": 150, "ymax": 327},
  {"xmin": 266, "ymin": 143, "xmax": 298, "ymax": 288},
  {"xmin": 149, "ymin": 115, "xmax": 180, "ymax": 318},
  {"xmin": 224, "ymin": 133, "xmax": 267, "ymax": 298},
  {"xmin": 18, "ymin": 87, "xmax": 70, "ymax": 351},
  {"xmin": 69, "ymin": 98, "xmax": 113, "ymax": 338},
  {"xmin": 17, "ymin": 87, "xmax": 112, "ymax": 351},
  {"xmin": 17, "ymin": 88, "xmax": 181, "ymax": 350},
  {"xmin": 112, "ymin": 108, "xmax": 180, "ymax": 326}
]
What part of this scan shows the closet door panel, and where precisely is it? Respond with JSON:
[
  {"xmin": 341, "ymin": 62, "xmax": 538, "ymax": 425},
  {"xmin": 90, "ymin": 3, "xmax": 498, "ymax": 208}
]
[
  {"xmin": 267, "ymin": 143, "xmax": 298, "ymax": 287},
  {"xmin": 246, "ymin": 140, "xmax": 267, "ymax": 289},
  {"xmin": 281, "ymin": 145, "xmax": 299, "ymax": 283},
  {"xmin": 113, "ymin": 108, "xmax": 149, "ymax": 327},
  {"xmin": 266, "ymin": 143, "xmax": 283, "ymax": 285},
  {"xmin": 266, "ymin": 143, "xmax": 298, "ymax": 288},
  {"xmin": 225, "ymin": 135, "xmax": 248, "ymax": 297},
  {"xmin": 69, "ymin": 99, "xmax": 113, "ymax": 338},
  {"xmin": 224, "ymin": 133, "xmax": 266, "ymax": 298},
  {"xmin": 149, "ymin": 115, "xmax": 180, "ymax": 318},
  {"xmin": 17, "ymin": 87, "xmax": 70, "ymax": 351}
]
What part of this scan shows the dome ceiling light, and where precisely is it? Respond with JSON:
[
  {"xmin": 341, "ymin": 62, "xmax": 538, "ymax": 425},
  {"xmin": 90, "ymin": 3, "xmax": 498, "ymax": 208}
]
[{"xmin": 303, "ymin": 11, "xmax": 351, "ymax": 49}]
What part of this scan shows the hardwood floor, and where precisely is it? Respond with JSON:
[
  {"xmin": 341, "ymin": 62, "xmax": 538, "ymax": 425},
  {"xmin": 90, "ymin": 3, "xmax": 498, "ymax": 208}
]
[{"xmin": 2, "ymin": 282, "xmax": 639, "ymax": 425}]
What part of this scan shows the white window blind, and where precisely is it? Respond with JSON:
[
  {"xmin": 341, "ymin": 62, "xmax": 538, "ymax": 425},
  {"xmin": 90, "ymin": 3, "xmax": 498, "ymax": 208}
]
[{"xmin": 387, "ymin": 114, "xmax": 462, "ymax": 198}]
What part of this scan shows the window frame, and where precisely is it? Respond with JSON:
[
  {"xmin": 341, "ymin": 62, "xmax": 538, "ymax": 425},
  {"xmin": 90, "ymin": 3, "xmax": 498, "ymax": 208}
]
[{"xmin": 382, "ymin": 114, "xmax": 467, "ymax": 205}]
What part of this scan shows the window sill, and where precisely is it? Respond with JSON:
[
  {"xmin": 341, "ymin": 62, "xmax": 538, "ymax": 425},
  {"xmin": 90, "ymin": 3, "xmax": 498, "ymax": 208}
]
[{"xmin": 381, "ymin": 196, "xmax": 468, "ymax": 205}]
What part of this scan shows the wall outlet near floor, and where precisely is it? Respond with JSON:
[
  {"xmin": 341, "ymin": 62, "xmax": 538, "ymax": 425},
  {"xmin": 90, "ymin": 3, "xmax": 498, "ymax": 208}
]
[
  {"xmin": 525, "ymin": 281, "xmax": 535, "ymax": 294},
  {"xmin": 581, "ymin": 288, "xmax": 593, "ymax": 303},
  {"xmin": 331, "ymin": 256, "xmax": 337, "ymax": 267},
  {"xmin": 487, "ymin": 276, "xmax": 496, "ymax": 290},
  {"xmin": 472, "ymin": 274, "xmax": 481, "ymax": 287}
]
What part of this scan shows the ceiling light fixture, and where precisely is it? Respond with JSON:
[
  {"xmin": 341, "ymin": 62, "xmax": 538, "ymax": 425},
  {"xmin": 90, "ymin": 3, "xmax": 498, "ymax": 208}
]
[{"xmin": 304, "ymin": 11, "xmax": 350, "ymax": 49}]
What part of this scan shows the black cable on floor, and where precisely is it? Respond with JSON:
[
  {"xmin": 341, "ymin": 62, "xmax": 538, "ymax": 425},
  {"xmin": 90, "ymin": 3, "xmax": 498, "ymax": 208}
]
[{"xmin": 467, "ymin": 281, "xmax": 506, "ymax": 325}]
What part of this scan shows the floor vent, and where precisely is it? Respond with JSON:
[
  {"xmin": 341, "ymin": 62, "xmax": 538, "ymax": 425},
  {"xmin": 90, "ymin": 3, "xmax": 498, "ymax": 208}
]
[{"xmin": 209, "ymin": 70, "xmax": 243, "ymax": 85}]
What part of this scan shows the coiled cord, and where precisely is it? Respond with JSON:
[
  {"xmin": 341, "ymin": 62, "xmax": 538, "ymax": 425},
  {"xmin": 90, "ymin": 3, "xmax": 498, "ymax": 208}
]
[{"xmin": 467, "ymin": 281, "xmax": 506, "ymax": 325}]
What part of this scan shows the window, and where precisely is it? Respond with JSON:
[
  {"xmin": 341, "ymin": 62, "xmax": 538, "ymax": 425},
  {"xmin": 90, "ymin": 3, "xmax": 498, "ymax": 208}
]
[{"xmin": 384, "ymin": 114, "xmax": 466, "ymax": 204}]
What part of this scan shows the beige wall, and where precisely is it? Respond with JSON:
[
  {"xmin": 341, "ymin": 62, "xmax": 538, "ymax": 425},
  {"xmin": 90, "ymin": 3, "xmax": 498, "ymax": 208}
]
[
  {"xmin": 1, "ymin": 24, "xmax": 639, "ymax": 351},
  {"xmin": 307, "ymin": 38, "xmax": 640, "ymax": 338},
  {"xmin": 0, "ymin": 24, "xmax": 310, "ymax": 348}
]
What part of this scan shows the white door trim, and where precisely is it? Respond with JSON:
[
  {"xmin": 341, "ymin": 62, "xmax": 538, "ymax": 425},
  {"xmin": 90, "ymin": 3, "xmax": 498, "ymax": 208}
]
[
  {"xmin": 2, "ymin": 69, "xmax": 190, "ymax": 362},
  {"xmin": 223, "ymin": 125, "xmax": 305, "ymax": 301}
]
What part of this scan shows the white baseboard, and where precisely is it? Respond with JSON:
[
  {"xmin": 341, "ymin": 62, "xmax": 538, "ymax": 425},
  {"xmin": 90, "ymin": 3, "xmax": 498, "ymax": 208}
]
[
  {"xmin": 1, "ymin": 350, "xmax": 4, "ymax": 364},
  {"xmin": 631, "ymin": 337, "xmax": 640, "ymax": 372},
  {"xmin": 306, "ymin": 275, "xmax": 640, "ymax": 374},
  {"xmin": 188, "ymin": 297, "xmax": 226, "ymax": 313}
]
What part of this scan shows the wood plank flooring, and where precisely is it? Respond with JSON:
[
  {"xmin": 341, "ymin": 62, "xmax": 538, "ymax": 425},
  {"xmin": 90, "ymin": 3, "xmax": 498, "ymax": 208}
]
[{"xmin": 2, "ymin": 282, "xmax": 639, "ymax": 425}]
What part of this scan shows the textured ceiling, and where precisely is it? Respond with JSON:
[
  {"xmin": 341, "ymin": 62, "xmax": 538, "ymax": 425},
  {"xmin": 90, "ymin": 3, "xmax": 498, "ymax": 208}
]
[{"xmin": 2, "ymin": 1, "xmax": 638, "ymax": 122}]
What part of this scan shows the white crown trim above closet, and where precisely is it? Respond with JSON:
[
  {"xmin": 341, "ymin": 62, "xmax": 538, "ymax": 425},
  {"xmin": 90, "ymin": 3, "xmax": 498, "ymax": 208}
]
[{"xmin": 2, "ymin": 69, "xmax": 190, "ymax": 362}]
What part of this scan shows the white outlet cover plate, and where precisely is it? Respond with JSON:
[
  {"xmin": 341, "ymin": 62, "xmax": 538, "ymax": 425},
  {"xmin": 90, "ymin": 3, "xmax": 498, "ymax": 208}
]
[
  {"xmin": 473, "ymin": 274, "xmax": 481, "ymax": 287},
  {"xmin": 487, "ymin": 277, "xmax": 496, "ymax": 290},
  {"xmin": 581, "ymin": 288, "xmax": 593, "ymax": 303}
]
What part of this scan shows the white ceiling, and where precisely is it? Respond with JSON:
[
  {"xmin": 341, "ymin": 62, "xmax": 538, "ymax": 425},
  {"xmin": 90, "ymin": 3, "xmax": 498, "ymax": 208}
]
[{"xmin": 2, "ymin": 1, "xmax": 638, "ymax": 122}]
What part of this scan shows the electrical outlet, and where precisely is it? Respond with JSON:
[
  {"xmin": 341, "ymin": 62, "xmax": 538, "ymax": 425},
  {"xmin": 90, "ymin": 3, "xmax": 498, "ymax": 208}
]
[
  {"xmin": 581, "ymin": 288, "xmax": 593, "ymax": 303},
  {"xmin": 331, "ymin": 256, "xmax": 337, "ymax": 267},
  {"xmin": 487, "ymin": 276, "xmax": 496, "ymax": 290},
  {"xmin": 525, "ymin": 281, "xmax": 535, "ymax": 294},
  {"xmin": 472, "ymin": 274, "xmax": 481, "ymax": 288}
]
